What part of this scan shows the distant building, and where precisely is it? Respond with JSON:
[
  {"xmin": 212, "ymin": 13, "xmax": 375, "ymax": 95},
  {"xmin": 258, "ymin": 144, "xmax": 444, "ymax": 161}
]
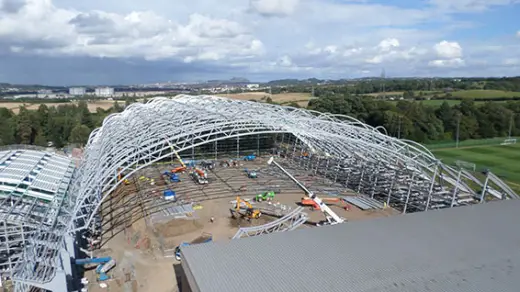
[
  {"xmin": 37, "ymin": 89, "xmax": 52, "ymax": 98},
  {"xmin": 94, "ymin": 87, "xmax": 114, "ymax": 97},
  {"xmin": 246, "ymin": 84, "xmax": 260, "ymax": 89},
  {"xmin": 69, "ymin": 87, "xmax": 86, "ymax": 95}
]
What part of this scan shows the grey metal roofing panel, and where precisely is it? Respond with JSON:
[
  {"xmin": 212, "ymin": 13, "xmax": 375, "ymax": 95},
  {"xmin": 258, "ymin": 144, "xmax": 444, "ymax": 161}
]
[
  {"xmin": 0, "ymin": 150, "xmax": 74, "ymax": 199},
  {"xmin": 181, "ymin": 200, "xmax": 520, "ymax": 292}
]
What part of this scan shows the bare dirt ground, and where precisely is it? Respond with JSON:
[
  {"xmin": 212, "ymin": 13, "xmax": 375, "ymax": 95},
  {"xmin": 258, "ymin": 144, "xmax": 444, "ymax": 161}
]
[{"xmin": 82, "ymin": 157, "xmax": 396, "ymax": 292}]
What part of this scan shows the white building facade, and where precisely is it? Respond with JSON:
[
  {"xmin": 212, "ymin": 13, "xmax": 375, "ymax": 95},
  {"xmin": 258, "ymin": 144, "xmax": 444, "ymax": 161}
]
[
  {"xmin": 69, "ymin": 87, "xmax": 86, "ymax": 95},
  {"xmin": 94, "ymin": 87, "xmax": 114, "ymax": 97}
]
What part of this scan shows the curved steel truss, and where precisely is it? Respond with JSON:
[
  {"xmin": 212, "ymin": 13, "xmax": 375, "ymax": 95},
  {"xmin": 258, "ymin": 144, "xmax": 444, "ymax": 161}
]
[
  {"xmin": 68, "ymin": 94, "xmax": 517, "ymax": 232},
  {"xmin": 232, "ymin": 206, "xmax": 309, "ymax": 239},
  {"xmin": 11, "ymin": 94, "xmax": 518, "ymax": 289}
]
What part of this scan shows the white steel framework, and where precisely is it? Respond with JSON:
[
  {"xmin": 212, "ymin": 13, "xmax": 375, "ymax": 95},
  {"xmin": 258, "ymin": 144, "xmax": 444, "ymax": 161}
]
[
  {"xmin": 69, "ymin": 95, "xmax": 517, "ymax": 232},
  {"xmin": 10, "ymin": 95, "xmax": 519, "ymax": 290},
  {"xmin": 0, "ymin": 147, "xmax": 75, "ymax": 290}
]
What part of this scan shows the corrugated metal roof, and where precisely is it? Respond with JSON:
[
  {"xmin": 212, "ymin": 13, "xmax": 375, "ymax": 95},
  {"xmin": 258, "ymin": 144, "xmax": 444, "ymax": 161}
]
[{"xmin": 181, "ymin": 200, "xmax": 520, "ymax": 292}]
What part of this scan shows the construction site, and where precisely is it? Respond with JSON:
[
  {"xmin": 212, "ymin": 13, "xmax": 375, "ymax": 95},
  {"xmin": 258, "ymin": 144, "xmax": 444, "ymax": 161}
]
[{"xmin": 0, "ymin": 95, "xmax": 518, "ymax": 292}]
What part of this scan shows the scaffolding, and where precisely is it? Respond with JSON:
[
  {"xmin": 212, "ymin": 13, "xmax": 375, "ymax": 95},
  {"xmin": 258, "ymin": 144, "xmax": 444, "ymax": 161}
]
[{"xmin": 0, "ymin": 149, "xmax": 76, "ymax": 291}]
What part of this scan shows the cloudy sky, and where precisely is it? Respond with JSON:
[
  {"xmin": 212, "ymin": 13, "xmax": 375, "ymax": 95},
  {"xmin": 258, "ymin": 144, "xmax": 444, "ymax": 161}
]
[{"xmin": 0, "ymin": 0, "xmax": 519, "ymax": 85}]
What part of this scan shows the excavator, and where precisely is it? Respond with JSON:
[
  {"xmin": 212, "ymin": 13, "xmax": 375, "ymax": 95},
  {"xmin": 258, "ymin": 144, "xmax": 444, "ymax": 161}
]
[
  {"xmin": 117, "ymin": 169, "xmax": 130, "ymax": 185},
  {"xmin": 230, "ymin": 196, "xmax": 261, "ymax": 220},
  {"xmin": 267, "ymin": 157, "xmax": 345, "ymax": 226}
]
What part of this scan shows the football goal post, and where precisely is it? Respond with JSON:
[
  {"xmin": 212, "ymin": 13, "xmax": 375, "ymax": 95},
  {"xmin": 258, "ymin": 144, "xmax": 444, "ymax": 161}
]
[
  {"xmin": 501, "ymin": 138, "xmax": 517, "ymax": 145},
  {"xmin": 455, "ymin": 160, "xmax": 476, "ymax": 171}
]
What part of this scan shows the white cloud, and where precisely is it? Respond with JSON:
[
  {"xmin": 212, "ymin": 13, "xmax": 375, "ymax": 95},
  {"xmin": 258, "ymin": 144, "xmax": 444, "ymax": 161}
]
[
  {"xmin": 249, "ymin": 0, "xmax": 299, "ymax": 16},
  {"xmin": 517, "ymin": 30, "xmax": 520, "ymax": 38},
  {"xmin": 0, "ymin": 0, "xmax": 518, "ymax": 83},
  {"xmin": 429, "ymin": 0, "xmax": 516, "ymax": 12},
  {"xmin": 433, "ymin": 41, "xmax": 463, "ymax": 59},
  {"xmin": 428, "ymin": 58, "xmax": 465, "ymax": 68},
  {"xmin": 378, "ymin": 38, "xmax": 400, "ymax": 52},
  {"xmin": 0, "ymin": 0, "xmax": 264, "ymax": 62}
]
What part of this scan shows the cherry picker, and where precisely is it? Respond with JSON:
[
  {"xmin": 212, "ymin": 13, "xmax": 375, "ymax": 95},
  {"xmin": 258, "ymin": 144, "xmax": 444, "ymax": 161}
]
[{"xmin": 267, "ymin": 157, "xmax": 345, "ymax": 226}]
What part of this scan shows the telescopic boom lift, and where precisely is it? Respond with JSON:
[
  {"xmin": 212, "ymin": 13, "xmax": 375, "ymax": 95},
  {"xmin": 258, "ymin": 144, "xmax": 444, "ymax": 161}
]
[
  {"xmin": 267, "ymin": 157, "xmax": 345, "ymax": 226},
  {"xmin": 165, "ymin": 139, "xmax": 187, "ymax": 172}
]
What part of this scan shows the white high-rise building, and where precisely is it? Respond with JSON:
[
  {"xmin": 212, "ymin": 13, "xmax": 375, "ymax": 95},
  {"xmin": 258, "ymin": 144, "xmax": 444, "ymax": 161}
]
[
  {"xmin": 69, "ymin": 87, "xmax": 86, "ymax": 95},
  {"xmin": 94, "ymin": 87, "xmax": 114, "ymax": 97}
]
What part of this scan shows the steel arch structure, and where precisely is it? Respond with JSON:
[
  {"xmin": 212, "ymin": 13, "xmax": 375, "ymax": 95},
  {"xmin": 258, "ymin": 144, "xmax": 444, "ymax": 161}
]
[
  {"xmin": 67, "ymin": 95, "xmax": 518, "ymax": 233},
  {"xmin": 11, "ymin": 94, "xmax": 519, "ymax": 290}
]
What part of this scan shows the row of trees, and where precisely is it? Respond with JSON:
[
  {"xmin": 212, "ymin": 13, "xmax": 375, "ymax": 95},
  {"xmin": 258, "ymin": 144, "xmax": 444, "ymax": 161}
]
[
  {"xmin": 0, "ymin": 101, "xmax": 125, "ymax": 147},
  {"xmin": 308, "ymin": 94, "xmax": 519, "ymax": 143},
  {"xmin": 0, "ymin": 93, "xmax": 519, "ymax": 148},
  {"xmin": 267, "ymin": 77, "xmax": 520, "ymax": 96}
]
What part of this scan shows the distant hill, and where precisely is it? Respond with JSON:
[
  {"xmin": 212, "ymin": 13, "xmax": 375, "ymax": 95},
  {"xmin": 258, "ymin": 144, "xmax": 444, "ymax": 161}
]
[{"xmin": 206, "ymin": 77, "xmax": 250, "ymax": 84}]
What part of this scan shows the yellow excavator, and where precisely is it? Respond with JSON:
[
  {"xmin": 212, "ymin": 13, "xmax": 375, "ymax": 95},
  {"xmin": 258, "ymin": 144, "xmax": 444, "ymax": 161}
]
[
  {"xmin": 117, "ymin": 169, "xmax": 130, "ymax": 185},
  {"xmin": 230, "ymin": 196, "xmax": 261, "ymax": 220}
]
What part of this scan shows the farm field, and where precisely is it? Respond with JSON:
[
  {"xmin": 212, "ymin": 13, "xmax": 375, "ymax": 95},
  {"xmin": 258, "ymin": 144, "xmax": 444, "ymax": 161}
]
[
  {"xmin": 430, "ymin": 140, "xmax": 520, "ymax": 190},
  {"xmin": 219, "ymin": 92, "xmax": 313, "ymax": 107},
  {"xmin": 0, "ymin": 100, "xmax": 118, "ymax": 113},
  {"xmin": 365, "ymin": 91, "xmax": 404, "ymax": 97}
]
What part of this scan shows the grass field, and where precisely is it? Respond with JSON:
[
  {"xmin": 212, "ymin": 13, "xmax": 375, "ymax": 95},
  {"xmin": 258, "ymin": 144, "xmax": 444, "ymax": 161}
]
[
  {"xmin": 429, "ymin": 139, "xmax": 520, "ymax": 191},
  {"xmin": 450, "ymin": 90, "xmax": 520, "ymax": 99}
]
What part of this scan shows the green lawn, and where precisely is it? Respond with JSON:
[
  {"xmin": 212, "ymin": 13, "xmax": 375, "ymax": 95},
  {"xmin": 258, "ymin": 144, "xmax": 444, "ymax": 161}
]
[
  {"xmin": 450, "ymin": 90, "xmax": 520, "ymax": 99},
  {"xmin": 430, "ymin": 142, "xmax": 520, "ymax": 190}
]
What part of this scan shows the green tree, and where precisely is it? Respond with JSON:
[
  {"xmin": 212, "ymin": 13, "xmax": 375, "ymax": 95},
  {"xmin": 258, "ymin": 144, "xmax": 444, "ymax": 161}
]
[
  {"xmin": 69, "ymin": 124, "xmax": 91, "ymax": 146},
  {"xmin": 16, "ymin": 107, "xmax": 34, "ymax": 144}
]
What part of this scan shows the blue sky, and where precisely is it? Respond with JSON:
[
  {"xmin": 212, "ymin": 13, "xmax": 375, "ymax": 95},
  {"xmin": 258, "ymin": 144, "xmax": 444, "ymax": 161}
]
[{"xmin": 0, "ymin": 0, "xmax": 519, "ymax": 85}]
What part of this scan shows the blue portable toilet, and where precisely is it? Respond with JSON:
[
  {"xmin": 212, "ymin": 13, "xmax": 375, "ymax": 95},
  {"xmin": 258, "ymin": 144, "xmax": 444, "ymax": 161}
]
[{"xmin": 164, "ymin": 190, "xmax": 176, "ymax": 201}]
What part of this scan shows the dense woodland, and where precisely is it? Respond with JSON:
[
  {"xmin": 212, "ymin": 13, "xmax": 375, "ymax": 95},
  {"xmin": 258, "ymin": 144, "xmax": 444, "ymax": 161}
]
[
  {"xmin": 1, "ymin": 77, "xmax": 520, "ymax": 147},
  {"xmin": 271, "ymin": 77, "xmax": 520, "ymax": 96},
  {"xmin": 0, "ymin": 101, "xmax": 125, "ymax": 148}
]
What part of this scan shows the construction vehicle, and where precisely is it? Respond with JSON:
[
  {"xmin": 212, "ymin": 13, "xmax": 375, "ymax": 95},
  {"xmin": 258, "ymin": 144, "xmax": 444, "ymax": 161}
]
[
  {"xmin": 191, "ymin": 170, "xmax": 208, "ymax": 184},
  {"xmin": 200, "ymin": 161, "xmax": 215, "ymax": 170},
  {"xmin": 195, "ymin": 168, "xmax": 207, "ymax": 179},
  {"xmin": 300, "ymin": 197, "xmax": 349, "ymax": 211},
  {"xmin": 118, "ymin": 169, "xmax": 131, "ymax": 185},
  {"xmin": 243, "ymin": 154, "xmax": 256, "ymax": 161},
  {"xmin": 165, "ymin": 139, "xmax": 187, "ymax": 173},
  {"xmin": 175, "ymin": 232, "xmax": 213, "ymax": 261},
  {"xmin": 162, "ymin": 171, "xmax": 181, "ymax": 182},
  {"xmin": 267, "ymin": 157, "xmax": 345, "ymax": 226},
  {"xmin": 230, "ymin": 196, "xmax": 261, "ymax": 220},
  {"xmin": 75, "ymin": 257, "xmax": 116, "ymax": 281},
  {"xmin": 254, "ymin": 191, "xmax": 276, "ymax": 202},
  {"xmin": 244, "ymin": 168, "xmax": 257, "ymax": 179}
]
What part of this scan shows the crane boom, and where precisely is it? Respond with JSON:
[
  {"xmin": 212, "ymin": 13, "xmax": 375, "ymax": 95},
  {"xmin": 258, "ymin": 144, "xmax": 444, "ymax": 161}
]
[
  {"xmin": 165, "ymin": 139, "xmax": 186, "ymax": 168},
  {"xmin": 267, "ymin": 157, "xmax": 345, "ymax": 225}
]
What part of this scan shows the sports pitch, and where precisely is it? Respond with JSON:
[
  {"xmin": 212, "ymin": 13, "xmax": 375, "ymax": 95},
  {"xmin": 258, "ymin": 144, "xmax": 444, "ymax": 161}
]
[{"xmin": 431, "ymin": 142, "xmax": 520, "ymax": 189}]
